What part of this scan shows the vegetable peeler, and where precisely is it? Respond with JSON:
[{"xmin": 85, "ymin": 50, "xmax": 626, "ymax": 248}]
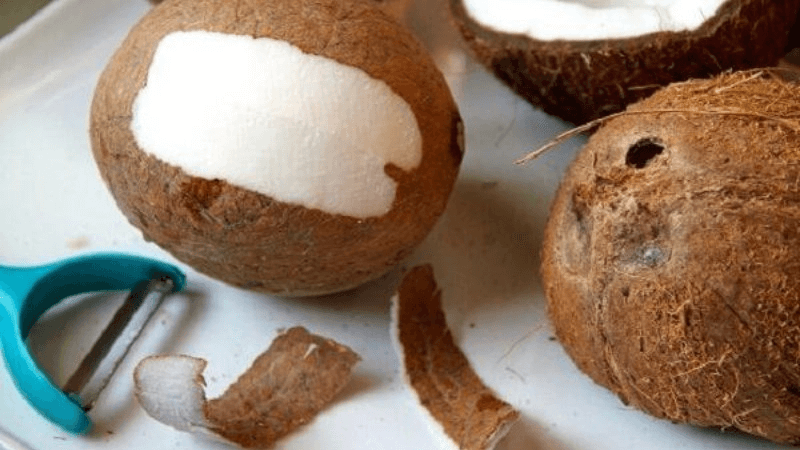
[{"xmin": 0, "ymin": 253, "xmax": 185, "ymax": 434}]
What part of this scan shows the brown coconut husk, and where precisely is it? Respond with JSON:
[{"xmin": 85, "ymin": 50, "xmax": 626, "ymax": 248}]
[
  {"xmin": 450, "ymin": 0, "xmax": 800, "ymax": 124},
  {"xmin": 91, "ymin": 0, "xmax": 463, "ymax": 296},
  {"xmin": 541, "ymin": 70, "xmax": 800, "ymax": 443},
  {"xmin": 392, "ymin": 265, "xmax": 520, "ymax": 449},
  {"xmin": 204, "ymin": 327, "xmax": 360, "ymax": 447}
]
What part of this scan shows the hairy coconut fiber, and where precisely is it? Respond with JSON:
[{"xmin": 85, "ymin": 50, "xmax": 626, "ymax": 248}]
[
  {"xmin": 541, "ymin": 69, "xmax": 800, "ymax": 443},
  {"xmin": 90, "ymin": 0, "xmax": 463, "ymax": 296},
  {"xmin": 450, "ymin": 0, "xmax": 800, "ymax": 124}
]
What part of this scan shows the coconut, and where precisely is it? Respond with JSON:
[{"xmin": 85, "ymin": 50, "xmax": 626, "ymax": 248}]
[
  {"xmin": 541, "ymin": 70, "xmax": 800, "ymax": 443},
  {"xmin": 449, "ymin": 0, "xmax": 800, "ymax": 124},
  {"xmin": 90, "ymin": 0, "xmax": 463, "ymax": 296}
]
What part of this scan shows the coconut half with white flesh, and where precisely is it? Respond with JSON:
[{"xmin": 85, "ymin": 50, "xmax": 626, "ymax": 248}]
[
  {"xmin": 450, "ymin": 0, "xmax": 800, "ymax": 124},
  {"xmin": 90, "ymin": 0, "xmax": 463, "ymax": 296}
]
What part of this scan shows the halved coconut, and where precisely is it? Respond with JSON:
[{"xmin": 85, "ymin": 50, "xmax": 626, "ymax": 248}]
[{"xmin": 450, "ymin": 0, "xmax": 800, "ymax": 124}]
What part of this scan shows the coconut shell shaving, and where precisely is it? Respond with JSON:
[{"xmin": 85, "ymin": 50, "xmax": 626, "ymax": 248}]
[{"xmin": 391, "ymin": 265, "xmax": 520, "ymax": 450}]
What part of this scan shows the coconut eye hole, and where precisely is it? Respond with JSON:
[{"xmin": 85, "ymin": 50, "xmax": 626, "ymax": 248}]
[{"xmin": 626, "ymin": 138, "xmax": 665, "ymax": 169}]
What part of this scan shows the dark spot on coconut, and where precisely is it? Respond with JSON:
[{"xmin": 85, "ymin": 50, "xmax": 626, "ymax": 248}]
[
  {"xmin": 682, "ymin": 304, "xmax": 692, "ymax": 328},
  {"xmin": 626, "ymin": 138, "xmax": 665, "ymax": 169},
  {"xmin": 571, "ymin": 198, "xmax": 591, "ymax": 238},
  {"xmin": 787, "ymin": 385, "xmax": 800, "ymax": 398},
  {"xmin": 560, "ymin": 194, "xmax": 593, "ymax": 274}
]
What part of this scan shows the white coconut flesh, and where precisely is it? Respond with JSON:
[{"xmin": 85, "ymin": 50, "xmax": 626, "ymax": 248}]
[
  {"xmin": 131, "ymin": 30, "xmax": 423, "ymax": 219},
  {"xmin": 133, "ymin": 355, "xmax": 211, "ymax": 433},
  {"xmin": 461, "ymin": 0, "xmax": 728, "ymax": 41}
]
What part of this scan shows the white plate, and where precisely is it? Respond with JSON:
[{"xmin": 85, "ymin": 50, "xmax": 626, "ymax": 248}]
[{"xmin": 0, "ymin": 1, "xmax": 792, "ymax": 449}]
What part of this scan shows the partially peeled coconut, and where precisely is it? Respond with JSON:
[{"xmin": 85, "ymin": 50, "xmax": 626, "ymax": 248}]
[
  {"xmin": 450, "ymin": 0, "xmax": 800, "ymax": 124},
  {"xmin": 90, "ymin": 0, "xmax": 463, "ymax": 296},
  {"xmin": 541, "ymin": 70, "xmax": 800, "ymax": 443}
]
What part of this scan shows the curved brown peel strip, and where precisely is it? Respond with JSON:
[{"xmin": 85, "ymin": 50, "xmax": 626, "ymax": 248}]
[
  {"xmin": 204, "ymin": 327, "xmax": 361, "ymax": 447},
  {"xmin": 134, "ymin": 327, "xmax": 360, "ymax": 449},
  {"xmin": 391, "ymin": 265, "xmax": 520, "ymax": 450}
]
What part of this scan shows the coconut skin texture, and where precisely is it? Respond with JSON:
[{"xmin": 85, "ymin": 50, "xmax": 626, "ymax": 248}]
[
  {"xmin": 90, "ymin": 0, "xmax": 463, "ymax": 296},
  {"xmin": 450, "ymin": 0, "xmax": 800, "ymax": 124},
  {"xmin": 541, "ymin": 70, "xmax": 800, "ymax": 443}
]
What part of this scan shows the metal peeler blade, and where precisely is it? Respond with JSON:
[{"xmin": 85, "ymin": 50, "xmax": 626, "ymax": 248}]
[
  {"xmin": 0, "ymin": 253, "xmax": 186, "ymax": 434},
  {"xmin": 62, "ymin": 276, "xmax": 176, "ymax": 411}
]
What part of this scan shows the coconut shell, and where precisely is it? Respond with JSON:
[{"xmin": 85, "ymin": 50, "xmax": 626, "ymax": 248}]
[
  {"xmin": 541, "ymin": 70, "xmax": 800, "ymax": 443},
  {"xmin": 90, "ymin": 0, "xmax": 463, "ymax": 296},
  {"xmin": 450, "ymin": 0, "xmax": 800, "ymax": 124}
]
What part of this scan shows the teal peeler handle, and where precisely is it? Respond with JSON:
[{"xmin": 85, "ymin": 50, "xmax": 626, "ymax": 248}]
[{"xmin": 0, "ymin": 253, "xmax": 185, "ymax": 434}]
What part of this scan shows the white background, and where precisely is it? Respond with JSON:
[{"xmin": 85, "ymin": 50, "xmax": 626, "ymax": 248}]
[{"xmin": 0, "ymin": 0, "xmax": 793, "ymax": 449}]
